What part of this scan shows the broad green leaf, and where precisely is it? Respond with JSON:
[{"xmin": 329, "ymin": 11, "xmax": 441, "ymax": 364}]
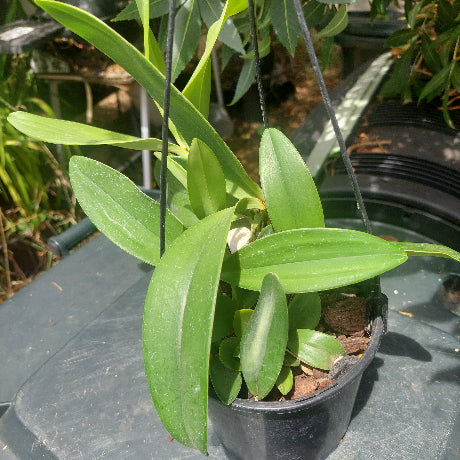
[
  {"xmin": 384, "ymin": 28, "xmax": 418, "ymax": 48},
  {"xmin": 288, "ymin": 292, "xmax": 321, "ymax": 331},
  {"xmin": 153, "ymin": 153, "xmax": 188, "ymax": 188},
  {"xmin": 229, "ymin": 56, "xmax": 256, "ymax": 106},
  {"xmin": 33, "ymin": 0, "xmax": 262, "ymax": 201},
  {"xmin": 221, "ymin": 228, "xmax": 408, "ymax": 293},
  {"xmin": 143, "ymin": 207, "xmax": 234, "ymax": 454},
  {"xmin": 183, "ymin": 0, "xmax": 247, "ymax": 117},
  {"xmin": 69, "ymin": 156, "xmax": 183, "ymax": 265},
  {"xmin": 276, "ymin": 366, "xmax": 293, "ymax": 395},
  {"xmin": 187, "ymin": 138, "xmax": 227, "ymax": 219},
  {"xmin": 303, "ymin": 0, "xmax": 329, "ymax": 28},
  {"xmin": 317, "ymin": 5, "xmax": 348, "ymax": 38},
  {"xmin": 198, "ymin": 0, "xmax": 245, "ymax": 53},
  {"xmin": 233, "ymin": 309, "xmax": 253, "ymax": 337},
  {"xmin": 219, "ymin": 336, "xmax": 241, "ymax": 371},
  {"xmin": 172, "ymin": 0, "xmax": 202, "ymax": 82},
  {"xmin": 231, "ymin": 286, "xmax": 260, "ymax": 308},
  {"xmin": 210, "ymin": 356, "xmax": 242, "ymax": 405},
  {"xmin": 270, "ymin": 0, "xmax": 300, "ymax": 56},
  {"xmin": 7, "ymin": 112, "xmax": 186, "ymax": 155},
  {"xmin": 260, "ymin": 128, "xmax": 324, "ymax": 231},
  {"xmin": 394, "ymin": 242, "xmax": 460, "ymax": 262},
  {"xmin": 212, "ymin": 295, "xmax": 239, "ymax": 343},
  {"xmin": 284, "ymin": 352, "xmax": 300, "ymax": 367},
  {"xmin": 288, "ymin": 329, "xmax": 346, "ymax": 370},
  {"xmin": 240, "ymin": 273, "xmax": 288, "ymax": 400}
]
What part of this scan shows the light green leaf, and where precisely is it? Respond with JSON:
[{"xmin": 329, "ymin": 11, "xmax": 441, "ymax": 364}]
[
  {"xmin": 288, "ymin": 329, "xmax": 346, "ymax": 370},
  {"xmin": 229, "ymin": 56, "xmax": 256, "ymax": 106},
  {"xmin": 240, "ymin": 273, "xmax": 288, "ymax": 400},
  {"xmin": 7, "ymin": 112, "xmax": 186, "ymax": 155},
  {"xmin": 276, "ymin": 366, "xmax": 293, "ymax": 395},
  {"xmin": 288, "ymin": 292, "xmax": 321, "ymax": 331},
  {"xmin": 219, "ymin": 336, "xmax": 241, "ymax": 371},
  {"xmin": 221, "ymin": 228, "xmax": 408, "ymax": 292},
  {"xmin": 233, "ymin": 308, "xmax": 253, "ymax": 337},
  {"xmin": 143, "ymin": 207, "xmax": 234, "ymax": 454},
  {"xmin": 210, "ymin": 356, "xmax": 242, "ymax": 405},
  {"xmin": 317, "ymin": 5, "xmax": 348, "ymax": 38},
  {"xmin": 33, "ymin": 0, "xmax": 262, "ymax": 201},
  {"xmin": 270, "ymin": 0, "xmax": 300, "ymax": 56},
  {"xmin": 112, "ymin": 0, "xmax": 170, "ymax": 21},
  {"xmin": 172, "ymin": 0, "xmax": 202, "ymax": 82},
  {"xmin": 394, "ymin": 242, "xmax": 460, "ymax": 262},
  {"xmin": 187, "ymin": 138, "xmax": 227, "ymax": 219},
  {"xmin": 69, "ymin": 156, "xmax": 183, "ymax": 265},
  {"xmin": 260, "ymin": 128, "xmax": 324, "ymax": 231}
]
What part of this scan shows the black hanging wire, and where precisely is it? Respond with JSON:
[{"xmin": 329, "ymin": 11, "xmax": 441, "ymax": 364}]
[
  {"xmin": 160, "ymin": 0, "xmax": 177, "ymax": 257},
  {"xmin": 292, "ymin": 0, "xmax": 372, "ymax": 235},
  {"xmin": 248, "ymin": 0, "xmax": 269, "ymax": 129}
]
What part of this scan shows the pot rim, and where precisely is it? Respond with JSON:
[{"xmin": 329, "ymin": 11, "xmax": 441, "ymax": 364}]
[{"xmin": 216, "ymin": 316, "xmax": 384, "ymax": 414}]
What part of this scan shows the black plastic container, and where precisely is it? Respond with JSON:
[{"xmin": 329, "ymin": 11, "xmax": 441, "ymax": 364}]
[{"xmin": 208, "ymin": 315, "xmax": 385, "ymax": 460}]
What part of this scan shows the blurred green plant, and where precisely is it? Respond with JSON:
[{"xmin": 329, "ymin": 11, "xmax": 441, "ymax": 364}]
[{"xmin": 378, "ymin": 0, "xmax": 460, "ymax": 128}]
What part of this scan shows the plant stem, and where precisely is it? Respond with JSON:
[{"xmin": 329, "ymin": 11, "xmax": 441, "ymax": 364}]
[
  {"xmin": 292, "ymin": 0, "xmax": 372, "ymax": 235},
  {"xmin": 248, "ymin": 0, "xmax": 269, "ymax": 129},
  {"xmin": 160, "ymin": 0, "xmax": 177, "ymax": 257}
]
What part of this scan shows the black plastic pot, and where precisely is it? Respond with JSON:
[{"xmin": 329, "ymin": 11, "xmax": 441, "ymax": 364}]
[{"xmin": 208, "ymin": 314, "xmax": 385, "ymax": 460}]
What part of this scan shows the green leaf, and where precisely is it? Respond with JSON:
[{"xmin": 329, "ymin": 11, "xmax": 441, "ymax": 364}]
[
  {"xmin": 288, "ymin": 293, "xmax": 321, "ymax": 331},
  {"xmin": 210, "ymin": 356, "xmax": 242, "ymax": 405},
  {"xmin": 219, "ymin": 336, "xmax": 241, "ymax": 371},
  {"xmin": 69, "ymin": 156, "xmax": 183, "ymax": 265},
  {"xmin": 421, "ymin": 33, "xmax": 442, "ymax": 75},
  {"xmin": 33, "ymin": 0, "xmax": 262, "ymax": 201},
  {"xmin": 384, "ymin": 28, "xmax": 418, "ymax": 48},
  {"xmin": 276, "ymin": 366, "xmax": 293, "ymax": 395},
  {"xmin": 303, "ymin": 0, "xmax": 329, "ymax": 29},
  {"xmin": 240, "ymin": 273, "xmax": 289, "ymax": 400},
  {"xmin": 229, "ymin": 56, "xmax": 256, "ymax": 106},
  {"xmin": 288, "ymin": 329, "xmax": 346, "ymax": 370},
  {"xmin": 233, "ymin": 308, "xmax": 253, "ymax": 337},
  {"xmin": 283, "ymin": 352, "xmax": 300, "ymax": 367},
  {"xmin": 270, "ymin": 0, "xmax": 300, "ymax": 56},
  {"xmin": 172, "ymin": 0, "xmax": 202, "ymax": 82},
  {"xmin": 143, "ymin": 207, "xmax": 234, "ymax": 454},
  {"xmin": 260, "ymin": 128, "xmax": 324, "ymax": 231},
  {"xmin": 7, "ymin": 112, "xmax": 186, "ymax": 155},
  {"xmin": 394, "ymin": 242, "xmax": 460, "ymax": 262},
  {"xmin": 317, "ymin": 5, "xmax": 348, "ymax": 38},
  {"xmin": 418, "ymin": 65, "xmax": 450, "ymax": 103},
  {"xmin": 187, "ymin": 138, "xmax": 227, "ymax": 219},
  {"xmin": 221, "ymin": 228, "xmax": 408, "ymax": 293},
  {"xmin": 380, "ymin": 44, "xmax": 416, "ymax": 98},
  {"xmin": 112, "ymin": 0, "xmax": 170, "ymax": 21},
  {"xmin": 212, "ymin": 295, "xmax": 239, "ymax": 343}
]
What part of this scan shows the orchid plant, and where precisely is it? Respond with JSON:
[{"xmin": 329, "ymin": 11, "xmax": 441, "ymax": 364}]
[{"xmin": 7, "ymin": 0, "xmax": 460, "ymax": 455}]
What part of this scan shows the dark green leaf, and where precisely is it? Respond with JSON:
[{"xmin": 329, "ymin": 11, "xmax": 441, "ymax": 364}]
[
  {"xmin": 187, "ymin": 138, "xmax": 227, "ymax": 219},
  {"xmin": 303, "ymin": 0, "xmax": 329, "ymax": 29},
  {"xmin": 69, "ymin": 156, "xmax": 183, "ymax": 265},
  {"xmin": 229, "ymin": 56, "xmax": 256, "ymax": 105},
  {"xmin": 212, "ymin": 295, "xmax": 239, "ymax": 343},
  {"xmin": 260, "ymin": 128, "xmax": 324, "ymax": 231},
  {"xmin": 288, "ymin": 329, "xmax": 346, "ymax": 370},
  {"xmin": 143, "ymin": 207, "xmax": 234, "ymax": 454},
  {"xmin": 288, "ymin": 293, "xmax": 321, "ymax": 331},
  {"xmin": 210, "ymin": 356, "xmax": 242, "ymax": 404},
  {"xmin": 418, "ymin": 65, "xmax": 450, "ymax": 103},
  {"xmin": 221, "ymin": 228, "xmax": 408, "ymax": 293},
  {"xmin": 317, "ymin": 5, "xmax": 348, "ymax": 38},
  {"xmin": 384, "ymin": 28, "xmax": 418, "ymax": 48},
  {"xmin": 219, "ymin": 336, "xmax": 241, "ymax": 371},
  {"xmin": 270, "ymin": 0, "xmax": 300, "ymax": 56},
  {"xmin": 240, "ymin": 273, "xmax": 288, "ymax": 400},
  {"xmin": 421, "ymin": 33, "xmax": 442, "ymax": 74}
]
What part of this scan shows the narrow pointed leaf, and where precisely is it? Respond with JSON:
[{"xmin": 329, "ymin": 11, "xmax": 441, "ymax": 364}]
[
  {"xmin": 260, "ymin": 128, "xmax": 324, "ymax": 231},
  {"xmin": 7, "ymin": 112, "xmax": 186, "ymax": 155},
  {"xmin": 288, "ymin": 329, "xmax": 346, "ymax": 370},
  {"xmin": 270, "ymin": 0, "xmax": 300, "ymax": 56},
  {"xmin": 240, "ymin": 273, "xmax": 288, "ymax": 400},
  {"xmin": 69, "ymin": 156, "xmax": 183, "ymax": 265},
  {"xmin": 229, "ymin": 56, "xmax": 256, "ymax": 106},
  {"xmin": 113, "ymin": 0, "xmax": 170, "ymax": 21},
  {"xmin": 317, "ymin": 5, "xmax": 348, "ymax": 38},
  {"xmin": 187, "ymin": 138, "xmax": 227, "ymax": 219},
  {"xmin": 394, "ymin": 242, "xmax": 460, "ymax": 262},
  {"xmin": 288, "ymin": 292, "xmax": 321, "ymax": 331},
  {"xmin": 33, "ymin": 0, "xmax": 262, "ymax": 201},
  {"xmin": 221, "ymin": 228, "xmax": 408, "ymax": 293},
  {"xmin": 143, "ymin": 207, "xmax": 234, "ymax": 454},
  {"xmin": 210, "ymin": 356, "xmax": 242, "ymax": 405}
]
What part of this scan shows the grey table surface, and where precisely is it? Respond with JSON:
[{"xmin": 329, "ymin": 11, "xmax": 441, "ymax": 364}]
[{"xmin": 0, "ymin": 221, "xmax": 459, "ymax": 459}]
